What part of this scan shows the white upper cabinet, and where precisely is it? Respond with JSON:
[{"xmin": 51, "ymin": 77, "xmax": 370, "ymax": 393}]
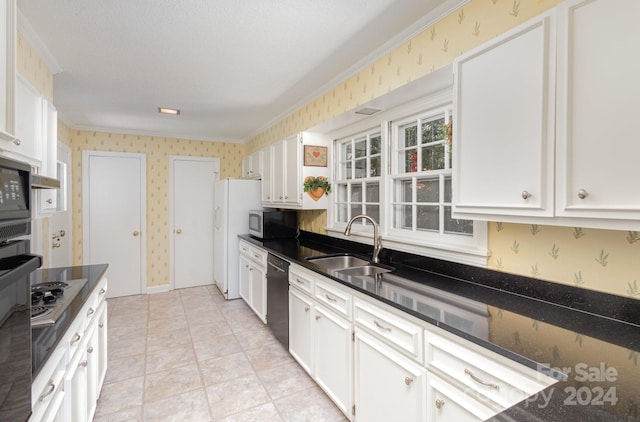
[
  {"xmin": 241, "ymin": 149, "xmax": 262, "ymax": 179},
  {"xmin": 14, "ymin": 74, "xmax": 43, "ymax": 164},
  {"xmin": 262, "ymin": 131, "xmax": 330, "ymax": 210},
  {"xmin": 453, "ymin": 11, "xmax": 556, "ymax": 218},
  {"xmin": 0, "ymin": 0, "xmax": 16, "ymax": 144},
  {"xmin": 555, "ymin": 0, "xmax": 640, "ymax": 221},
  {"xmin": 453, "ymin": 1, "xmax": 640, "ymax": 230}
]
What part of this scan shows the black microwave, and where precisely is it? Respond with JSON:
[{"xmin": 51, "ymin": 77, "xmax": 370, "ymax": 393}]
[{"xmin": 248, "ymin": 210, "xmax": 298, "ymax": 240}]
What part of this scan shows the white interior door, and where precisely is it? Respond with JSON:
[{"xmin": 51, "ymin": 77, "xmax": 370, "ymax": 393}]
[
  {"xmin": 171, "ymin": 156, "xmax": 219, "ymax": 289},
  {"xmin": 83, "ymin": 151, "xmax": 146, "ymax": 298},
  {"xmin": 49, "ymin": 143, "xmax": 72, "ymax": 267}
]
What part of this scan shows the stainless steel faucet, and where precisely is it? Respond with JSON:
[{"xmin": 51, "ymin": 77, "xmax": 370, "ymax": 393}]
[{"xmin": 344, "ymin": 214, "xmax": 382, "ymax": 263}]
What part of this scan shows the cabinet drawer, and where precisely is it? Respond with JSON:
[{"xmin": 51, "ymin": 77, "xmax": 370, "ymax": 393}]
[
  {"xmin": 314, "ymin": 280, "xmax": 351, "ymax": 319},
  {"xmin": 426, "ymin": 332, "xmax": 556, "ymax": 409},
  {"xmin": 239, "ymin": 241, "xmax": 267, "ymax": 267},
  {"xmin": 239, "ymin": 240, "xmax": 252, "ymax": 256},
  {"xmin": 428, "ymin": 373, "xmax": 497, "ymax": 422},
  {"xmin": 354, "ymin": 298, "xmax": 423, "ymax": 362},
  {"xmin": 289, "ymin": 265, "xmax": 314, "ymax": 295}
]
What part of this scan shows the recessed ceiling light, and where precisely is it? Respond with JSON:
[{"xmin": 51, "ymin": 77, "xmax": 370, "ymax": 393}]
[
  {"xmin": 354, "ymin": 107, "xmax": 382, "ymax": 116},
  {"xmin": 158, "ymin": 107, "xmax": 180, "ymax": 115}
]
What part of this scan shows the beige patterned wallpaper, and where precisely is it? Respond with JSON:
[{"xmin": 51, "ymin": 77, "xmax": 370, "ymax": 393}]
[
  {"xmin": 67, "ymin": 131, "xmax": 245, "ymax": 286},
  {"xmin": 17, "ymin": 0, "xmax": 640, "ymax": 300}
]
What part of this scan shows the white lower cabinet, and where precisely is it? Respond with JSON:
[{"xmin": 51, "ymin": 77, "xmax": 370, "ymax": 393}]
[
  {"xmin": 238, "ymin": 240, "xmax": 267, "ymax": 323},
  {"xmin": 31, "ymin": 277, "xmax": 108, "ymax": 422},
  {"xmin": 354, "ymin": 328, "xmax": 427, "ymax": 421},
  {"xmin": 427, "ymin": 373, "xmax": 495, "ymax": 422},
  {"xmin": 288, "ymin": 286, "xmax": 314, "ymax": 374}
]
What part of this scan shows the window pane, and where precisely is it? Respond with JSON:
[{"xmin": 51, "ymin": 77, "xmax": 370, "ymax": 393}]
[
  {"xmin": 355, "ymin": 158, "xmax": 366, "ymax": 178},
  {"xmin": 336, "ymin": 204, "xmax": 348, "ymax": 223},
  {"xmin": 398, "ymin": 179, "xmax": 412, "ymax": 202},
  {"xmin": 355, "ymin": 139, "xmax": 367, "ymax": 158},
  {"xmin": 337, "ymin": 184, "xmax": 348, "ymax": 202},
  {"xmin": 351, "ymin": 184, "xmax": 362, "ymax": 202},
  {"xmin": 370, "ymin": 135, "xmax": 381, "ymax": 154},
  {"xmin": 370, "ymin": 156, "xmax": 381, "ymax": 177},
  {"xmin": 444, "ymin": 206, "xmax": 473, "ymax": 235},
  {"xmin": 402, "ymin": 149, "xmax": 418, "ymax": 173},
  {"xmin": 365, "ymin": 183, "xmax": 379, "ymax": 202},
  {"xmin": 421, "ymin": 117, "xmax": 445, "ymax": 144},
  {"xmin": 399, "ymin": 123, "xmax": 418, "ymax": 148},
  {"xmin": 365, "ymin": 205, "xmax": 380, "ymax": 224},
  {"xmin": 393, "ymin": 204, "xmax": 412, "ymax": 230},
  {"xmin": 444, "ymin": 177, "xmax": 452, "ymax": 202},
  {"xmin": 416, "ymin": 205, "xmax": 439, "ymax": 231},
  {"xmin": 342, "ymin": 142, "xmax": 352, "ymax": 160},
  {"xmin": 421, "ymin": 143, "xmax": 445, "ymax": 171},
  {"xmin": 351, "ymin": 204, "xmax": 362, "ymax": 219},
  {"xmin": 416, "ymin": 179, "xmax": 439, "ymax": 203}
]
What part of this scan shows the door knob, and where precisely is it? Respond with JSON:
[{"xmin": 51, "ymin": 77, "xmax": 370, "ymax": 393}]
[
  {"xmin": 133, "ymin": 231, "xmax": 140, "ymax": 236},
  {"xmin": 176, "ymin": 229, "xmax": 182, "ymax": 234}
]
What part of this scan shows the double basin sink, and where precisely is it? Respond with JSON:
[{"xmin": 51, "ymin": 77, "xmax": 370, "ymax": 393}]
[{"xmin": 305, "ymin": 253, "xmax": 393, "ymax": 278}]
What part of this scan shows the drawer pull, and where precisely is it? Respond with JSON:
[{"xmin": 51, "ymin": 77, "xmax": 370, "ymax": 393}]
[
  {"xmin": 404, "ymin": 376, "xmax": 414, "ymax": 386},
  {"xmin": 71, "ymin": 332, "xmax": 81, "ymax": 345},
  {"xmin": 464, "ymin": 368, "xmax": 500, "ymax": 391},
  {"xmin": 87, "ymin": 346, "xmax": 94, "ymax": 354},
  {"xmin": 373, "ymin": 320, "xmax": 391, "ymax": 332},
  {"xmin": 295, "ymin": 278, "xmax": 305, "ymax": 284},
  {"xmin": 325, "ymin": 294, "xmax": 337, "ymax": 302},
  {"xmin": 315, "ymin": 315, "xmax": 321, "ymax": 320},
  {"xmin": 87, "ymin": 307, "xmax": 95, "ymax": 317},
  {"xmin": 39, "ymin": 380, "xmax": 55, "ymax": 402},
  {"xmin": 435, "ymin": 399, "xmax": 445, "ymax": 409},
  {"xmin": 304, "ymin": 306, "xmax": 310, "ymax": 312},
  {"xmin": 99, "ymin": 322, "xmax": 104, "ymax": 328},
  {"xmin": 79, "ymin": 360, "xmax": 88, "ymax": 368},
  {"xmin": 254, "ymin": 254, "xmax": 261, "ymax": 259},
  {"xmin": 99, "ymin": 288, "xmax": 106, "ymax": 295}
]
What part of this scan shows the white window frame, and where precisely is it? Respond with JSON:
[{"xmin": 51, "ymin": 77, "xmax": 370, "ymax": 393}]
[{"xmin": 326, "ymin": 91, "xmax": 488, "ymax": 267}]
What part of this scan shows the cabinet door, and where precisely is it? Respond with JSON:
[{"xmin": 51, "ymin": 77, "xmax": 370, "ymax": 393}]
[
  {"xmin": 556, "ymin": 0, "xmax": 640, "ymax": 220},
  {"xmin": 242, "ymin": 156, "xmax": 251, "ymax": 179},
  {"xmin": 238, "ymin": 254, "xmax": 251, "ymax": 304},
  {"xmin": 0, "ymin": 0, "xmax": 15, "ymax": 142},
  {"xmin": 283, "ymin": 134, "xmax": 301, "ymax": 206},
  {"xmin": 13, "ymin": 75, "xmax": 43, "ymax": 161},
  {"xmin": 427, "ymin": 373, "xmax": 495, "ymax": 422},
  {"xmin": 249, "ymin": 263, "xmax": 266, "ymax": 323},
  {"xmin": 288, "ymin": 287, "xmax": 314, "ymax": 374},
  {"xmin": 272, "ymin": 141, "xmax": 285, "ymax": 203},
  {"xmin": 453, "ymin": 12, "xmax": 556, "ymax": 218},
  {"xmin": 261, "ymin": 146, "xmax": 273, "ymax": 203},
  {"xmin": 354, "ymin": 329, "xmax": 427, "ymax": 422},
  {"xmin": 314, "ymin": 305, "xmax": 352, "ymax": 416}
]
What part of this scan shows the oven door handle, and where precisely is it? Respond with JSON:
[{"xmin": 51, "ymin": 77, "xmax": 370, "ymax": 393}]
[{"xmin": 0, "ymin": 254, "xmax": 42, "ymax": 287}]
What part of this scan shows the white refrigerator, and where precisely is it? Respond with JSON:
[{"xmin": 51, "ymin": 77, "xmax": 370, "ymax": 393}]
[{"xmin": 213, "ymin": 178, "xmax": 261, "ymax": 299}]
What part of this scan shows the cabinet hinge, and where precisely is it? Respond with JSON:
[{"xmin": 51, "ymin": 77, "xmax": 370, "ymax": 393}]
[
  {"xmin": 352, "ymin": 404, "xmax": 356, "ymax": 416},
  {"xmin": 352, "ymin": 331, "xmax": 355, "ymax": 342}
]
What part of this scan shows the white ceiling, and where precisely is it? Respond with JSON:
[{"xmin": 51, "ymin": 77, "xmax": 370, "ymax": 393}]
[{"xmin": 17, "ymin": 0, "xmax": 455, "ymax": 142}]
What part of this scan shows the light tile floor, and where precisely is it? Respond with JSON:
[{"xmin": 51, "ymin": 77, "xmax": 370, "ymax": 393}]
[{"xmin": 94, "ymin": 285, "xmax": 347, "ymax": 421}]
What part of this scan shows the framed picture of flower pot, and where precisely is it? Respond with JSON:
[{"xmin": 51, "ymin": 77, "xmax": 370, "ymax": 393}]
[{"xmin": 303, "ymin": 145, "xmax": 328, "ymax": 167}]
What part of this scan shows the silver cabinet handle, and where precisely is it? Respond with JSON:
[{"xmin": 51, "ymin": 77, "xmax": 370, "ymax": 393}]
[
  {"xmin": 71, "ymin": 332, "xmax": 81, "ymax": 345},
  {"xmin": 521, "ymin": 190, "xmax": 531, "ymax": 200},
  {"xmin": 577, "ymin": 188, "xmax": 589, "ymax": 199},
  {"xmin": 87, "ymin": 346, "xmax": 94, "ymax": 354},
  {"xmin": 304, "ymin": 306, "xmax": 310, "ymax": 312},
  {"xmin": 295, "ymin": 278, "xmax": 305, "ymax": 284},
  {"xmin": 87, "ymin": 307, "xmax": 95, "ymax": 318},
  {"xmin": 315, "ymin": 315, "xmax": 321, "ymax": 320},
  {"xmin": 79, "ymin": 360, "xmax": 88, "ymax": 368},
  {"xmin": 99, "ymin": 322, "xmax": 104, "ymax": 328},
  {"xmin": 404, "ymin": 376, "xmax": 414, "ymax": 386},
  {"xmin": 99, "ymin": 288, "xmax": 106, "ymax": 295},
  {"xmin": 435, "ymin": 399, "xmax": 445, "ymax": 409},
  {"xmin": 13, "ymin": 138, "xmax": 21, "ymax": 146},
  {"xmin": 46, "ymin": 198, "xmax": 53, "ymax": 204},
  {"xmin": 39, "ymin": 380, "xmax": 55, "ymax": 402},
  {"xmin": 325, "ymin": 294, "xmax": 337, "ymax": 302},
  {"xmin": 373, "ymin": 320, "xmax": 391, "ymax": 332},
  {"xmin": 464, "ymin": 369, "xmax": 500, "ymax": 390}
]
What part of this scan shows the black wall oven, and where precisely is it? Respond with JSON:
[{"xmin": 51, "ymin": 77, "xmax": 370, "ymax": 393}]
[{"xmin": 0, "ymin": 156, "xmax": 42, "ymax": 421}]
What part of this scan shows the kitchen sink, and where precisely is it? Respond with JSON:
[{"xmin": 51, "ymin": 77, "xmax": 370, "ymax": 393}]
[
  {"xmin": 306, "ymin": 254, "xmax": 370, "ymax": 270},
  {"xmin": 335, "ymin": 265, "xmax": 392, "ymax": 277}
]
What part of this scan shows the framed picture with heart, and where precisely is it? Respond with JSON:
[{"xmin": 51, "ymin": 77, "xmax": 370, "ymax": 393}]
[{"xmin": 303, "ymin": 145, "xmax": 328, "ymax": 167}]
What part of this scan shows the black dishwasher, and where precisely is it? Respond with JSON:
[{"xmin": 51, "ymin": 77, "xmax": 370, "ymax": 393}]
[{"xmin": 266, "ymin": 253, "xmax": 290, "ymax": 348}]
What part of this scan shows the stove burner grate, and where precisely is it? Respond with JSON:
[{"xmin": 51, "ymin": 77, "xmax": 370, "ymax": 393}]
[
  {"xmin": 31, "ymin": 306, "xmax": 51, "ymax": 318},
  {"xmin": 31, "ymin": 281, "xmax": 69, "ymax": 292}
]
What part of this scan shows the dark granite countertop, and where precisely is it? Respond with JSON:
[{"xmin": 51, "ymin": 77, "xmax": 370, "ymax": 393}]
[
  {"xmin": 240, "ymin": 231, "xmax": 640, "ymax": 422},
  {"xmin": 31, "ymin": 264, "xmax": 109, "ymax": 377}
]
